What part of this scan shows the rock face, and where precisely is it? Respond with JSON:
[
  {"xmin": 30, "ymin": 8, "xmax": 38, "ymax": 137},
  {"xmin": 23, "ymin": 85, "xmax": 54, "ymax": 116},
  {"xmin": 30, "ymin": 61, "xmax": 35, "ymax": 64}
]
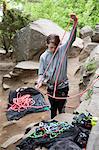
[
  {"xmin": 79, "ymin": 42, "xmax": 98, "ymax": 61},
  {"xmin": 79, "ymin": 26, "xmax": 93, "ymax": 39},
  {"xmin": 15, "ymin": 61, "xmax": 39, "ymax": 70},
  {"xmin": 13, "ymin": 19, "xmax": 83, "ymax": 62},
  {"xmin": 87, "ymin": 94, "xmax": 99, "ymax": 117},
  {"xmin": 90, "ymin": 45, "xmax": 99, "ymax": 67},
  {"xmin": 79, "ymin": 24, "xmax": 99, "ymax": 61},
  {"xmin": 92, "ymin": 24, "xmax": 99, "ymax": 42},
  {"xmin": 1, "ymin": 134, "xmax": 24, "ymax": 149},
  {"xmin": 78, "ymin": 44, "xmax": 99, "ymax": 91},
  {"xmin": 87, "ymin": 122, "xmax": 99, "ymax": 150},
  {"xmin": 78, "ymin": 24, "xmax": 99, "ymax": 93},
  {"xmin": 67, "ymin": 37, "xmax": 83, "ymax": 58},
  {"xmin": 2, "ymin": 61, "xmax": 39, "ymax": 90},
  {"xmin": 13, "ymin": 25, "xmax": 46, "ymax": 62},
  {"xmin": 0, "ymin": 48, "xmax": 13, "ymax": 61},
  {"xmin": 75, "ymin": 68, "xmax": 99, "ymax": 115}
]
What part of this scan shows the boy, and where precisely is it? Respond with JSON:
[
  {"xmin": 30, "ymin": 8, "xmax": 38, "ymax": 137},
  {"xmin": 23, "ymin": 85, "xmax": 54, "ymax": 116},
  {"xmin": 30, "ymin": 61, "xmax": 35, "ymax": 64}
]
[{"xmin": 35, "ymin": 14, "xmax": 78, "ymax": 119}]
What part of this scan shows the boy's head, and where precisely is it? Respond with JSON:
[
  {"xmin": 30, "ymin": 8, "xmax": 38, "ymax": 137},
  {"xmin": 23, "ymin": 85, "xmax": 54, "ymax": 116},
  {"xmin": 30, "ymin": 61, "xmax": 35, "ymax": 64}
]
[{"xmin": 46, "ymin": 34, "xmax": 60, "ymax": 53}]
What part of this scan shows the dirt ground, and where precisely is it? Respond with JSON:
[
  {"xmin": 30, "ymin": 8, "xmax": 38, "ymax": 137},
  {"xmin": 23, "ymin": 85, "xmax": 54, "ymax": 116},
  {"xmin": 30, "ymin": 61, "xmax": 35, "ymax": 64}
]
[{"xmin": 0, "ymin": 57, "xmax": 80, "ymax": 149}]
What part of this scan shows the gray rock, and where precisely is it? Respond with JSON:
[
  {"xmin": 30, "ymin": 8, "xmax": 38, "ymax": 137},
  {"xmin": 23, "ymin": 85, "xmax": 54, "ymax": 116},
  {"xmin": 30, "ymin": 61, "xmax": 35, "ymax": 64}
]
[
  {"xmin": 0, "ymin": 61, "xmax": 15, "ymax": 71},
  {"xmin": 2, "ymin": 74, "xmax": 12, "ymax": 85},
  {"xmin": 1, "ymin": 134, "xmax": 24, "ymax": 148},
  {"xmin": 9, "ymin": 70, "xmax": 19, "ymax": 77},
  {"xmin": 0, "ymin": 48, "xmax": 6, "ymax": 54},
  {"xmin": 80, "ymin": 45, "xmax": 99, "ymax": 78},
  {"xmin": 87, "ymin": 121, "xmax": 99, "ymax": 150},
  {"xmin": 67, "ymin": 37, "xmax": 83, "ymax": 58},
  {"xmin": 79, "ymin": 26, "xmax": 93, "ymax": 38},
  {"xmin": 84, "ymin": 42, "xmax": 98, "ymax": 54},
  {"xmin": 15, "ymin": 61, "xmax": 39, "ymax": 70},
  {"xmin": 92, "ymin": 32, "xmax": 99, "ymax": 42},
  {"xmin": 25, "ymin": 122, "xmax": 39, "ymax": 129},
  {"xmin": 13, "ymin": 19, "xmax": 83, "ymax": 61},
  {"xmin": 92, "ymin": 24, "xmax": 99, "ymax": 42},
  {"xmin": 2, "ymin": 83, "xmax": 10, "ymax": 90},
  {"xmin": 2, "ymin": 61, "xmax": 39, "ymax": 90},
  {"xmin": 13, "ymin": 25, "xmax": 46, "ymax": 62},
  {"xmin": 74, "ymin": 100, "xmax": 90, "ymax": 114},
  {"xmin": 83, "ymin": 36, "xmax": 91, "ymax": 46},
  {"xmin": 95, "ymin": 24, "xmax": 99, "ymax": 32},
  {"xmin": 3, "ymin": 74, "xmax": 11, "ymax": 78},
  {"xmin": 79, "ymin": 42, "xmax": 98, "ymax": 61},
  {"xmin": 87, "ymin": 94, "xmax": 99, "ymax": 117},
  {"xmin": 0, "ymin": 48, "xmax": 13, "ymax": 61},
  {"xmin": 2, "ymin": 121, "xmax": 17, "ymax": 129},
  {"xmin": 53, "ymin": 113, "xmax": 75, "ymax": 124},
  {"xmin": 93, "ymin": 80, "xmax": 99, "ymax": 94},
  {"xmin": 95, "ymin": 68, "xmax": 99, "ymax": 77},
  {"xmin": 90, "ymin": 45, "xmax": 99, "ymax": 66}
]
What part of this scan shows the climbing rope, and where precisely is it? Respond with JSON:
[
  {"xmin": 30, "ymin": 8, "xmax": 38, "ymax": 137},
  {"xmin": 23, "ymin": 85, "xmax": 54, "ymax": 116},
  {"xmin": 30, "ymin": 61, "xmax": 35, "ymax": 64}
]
[
  {"xmin": 36, "ymin": 14, "xmax": 99, "ymax": 103},
  {"xmin": 37, "ymin": 17, "xmax": 72, "ymax": 88},
  {"xmin": 8, "ymin": 94, "xmax": 34, "ymax": 112},
  {"xmin": 47, "ymin": 76, "xmax": 99, "ymax": 100},
  {"xmin": 37, "ymin": 14, "xmax": 78, "ymax": 99},
  {"xmin": 53, "ymin": 20, "xmax": 78, "ymax": 97},
  {"xmin": 8, "ymin": 93, "xmax": 49, "ymax": 112}
]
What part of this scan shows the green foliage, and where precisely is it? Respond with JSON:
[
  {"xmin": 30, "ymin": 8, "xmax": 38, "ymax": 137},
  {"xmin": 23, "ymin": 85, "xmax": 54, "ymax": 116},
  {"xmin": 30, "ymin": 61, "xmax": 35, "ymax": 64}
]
[
  {"xmin": 0, "ymin": 8, "xmax": 31, "ymax": 51},
  {"xmin": 85, "ymin": 58, "xmax": 97, "ymax": 72},
  {"xmin": 23, "ymin": 0, "xmax": 99, "ymax": 29},
  {"xmin": 85, "ymin": 89, "xmax": 93, "ymax": 100},
  {"xmin": 0, "ymin": 0, "xmax": 98, "ymax": 51}
]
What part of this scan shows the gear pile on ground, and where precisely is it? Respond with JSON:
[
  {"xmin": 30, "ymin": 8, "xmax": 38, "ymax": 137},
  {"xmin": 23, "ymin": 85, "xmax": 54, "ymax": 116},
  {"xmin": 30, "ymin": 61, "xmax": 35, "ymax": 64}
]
[{"xmin": 16, "ymin": 113, "xmax": 95, "ymax": 150}]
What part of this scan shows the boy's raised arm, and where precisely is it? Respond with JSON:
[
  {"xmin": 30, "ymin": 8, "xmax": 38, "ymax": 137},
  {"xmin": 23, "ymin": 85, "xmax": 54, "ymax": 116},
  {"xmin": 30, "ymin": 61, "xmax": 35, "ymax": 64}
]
[{"xmin": 61, "ymin": 14, "xmax": 78, "ymax": 51}]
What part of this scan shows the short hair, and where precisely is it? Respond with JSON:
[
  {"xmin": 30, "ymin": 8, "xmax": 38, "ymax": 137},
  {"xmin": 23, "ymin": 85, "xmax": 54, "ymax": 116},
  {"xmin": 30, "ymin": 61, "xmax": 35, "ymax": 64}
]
[{"xmin": 46, "ymin": 34, "xmax": 60, "ymax": 47}]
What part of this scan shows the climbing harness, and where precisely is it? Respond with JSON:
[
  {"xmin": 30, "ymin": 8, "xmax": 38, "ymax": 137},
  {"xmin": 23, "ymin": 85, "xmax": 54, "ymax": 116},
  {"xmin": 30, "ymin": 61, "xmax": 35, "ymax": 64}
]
[{"xmin": 47, "ymin": 75, "xmax": 99, "ymax": 100}]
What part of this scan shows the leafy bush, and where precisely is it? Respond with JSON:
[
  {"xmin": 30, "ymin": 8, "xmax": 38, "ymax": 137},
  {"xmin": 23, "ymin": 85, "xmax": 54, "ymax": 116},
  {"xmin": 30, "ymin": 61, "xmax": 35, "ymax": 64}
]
[
  {"xmin": 0, "ymin": 0, "xmax": 98, "ymax": 51},
  {"xmin": 23, "ymin": 0, "xmax": 99, "ymax": 29},
  {"xmin": 0, "ymin": 1, "xmax": 31, "ymax": 52},
  {"xmin": 85, "ymin": 58, "xmax": 97, "ymax": 72}
]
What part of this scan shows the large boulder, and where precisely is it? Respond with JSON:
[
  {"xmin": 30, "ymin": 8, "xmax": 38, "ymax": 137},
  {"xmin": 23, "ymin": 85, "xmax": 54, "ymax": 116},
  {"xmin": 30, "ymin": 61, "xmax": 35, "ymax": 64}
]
[
  {"xmin": 2, "ymin": 61, "xmax": 39, "ymax": 90},
  {"xmin": 79, "ymin": 42, "xmax": 98, "ymax": 61},
  {"xmin": 79, "ymin": 26, "xmax": 93, "ymax": 39},
  {"xmin": 13, "ymin": 19, "xmax": 83, "ymax": 62},
  {"xmin": 0, "ymin": 48, "xmax": 13, "ymax": 61},
  {"xmin": 90, "ymin": 45, "xmax": 99, "ymax": 67},
  {"xmin": 92, "ymin": 24, "xmax": 99, "ymax": 42},
  {"xmin": 87, "ymin": 121, "xmax": 99, "ymax": 150},
  {"xmin": 87, "ymin": 85, "xmax": 99, "ymax": 117},
  {"xmin": 92, "ymin": 32, "xmax": 99, "ymax": 43},
  {"xmin": 67, "ymin": 37, "xmax": 83, "ymax": 58}
]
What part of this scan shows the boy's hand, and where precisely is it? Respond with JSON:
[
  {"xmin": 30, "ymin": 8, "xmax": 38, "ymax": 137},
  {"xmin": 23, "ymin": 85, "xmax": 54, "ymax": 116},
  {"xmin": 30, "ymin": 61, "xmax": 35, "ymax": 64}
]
[{"xmin": 70, "ymin": 13, "xmax": 78, "ymax": 22}]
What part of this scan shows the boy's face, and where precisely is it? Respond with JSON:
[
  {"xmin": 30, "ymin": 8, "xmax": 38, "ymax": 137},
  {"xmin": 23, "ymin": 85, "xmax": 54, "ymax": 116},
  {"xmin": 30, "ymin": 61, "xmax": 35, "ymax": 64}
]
[{"xmin": 47, "ymin": 43, "xmax": 57, "ymax": 53}]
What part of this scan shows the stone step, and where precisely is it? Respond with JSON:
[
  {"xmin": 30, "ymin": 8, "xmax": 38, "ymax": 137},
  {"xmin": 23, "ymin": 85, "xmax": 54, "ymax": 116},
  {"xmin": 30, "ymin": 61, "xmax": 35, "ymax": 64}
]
[
  {"xmin": 0, "ymin": 62, "xmax": 15, "ymax": 71},
  {"xmin": 15, "ymin": 60, "xmax": 39, "ymax": 70}
]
